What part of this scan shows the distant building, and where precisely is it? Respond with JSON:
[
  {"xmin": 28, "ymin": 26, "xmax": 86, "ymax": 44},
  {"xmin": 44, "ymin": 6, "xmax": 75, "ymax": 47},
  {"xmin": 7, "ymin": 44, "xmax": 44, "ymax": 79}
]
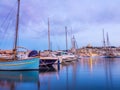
[{"xmin": 86, "ymin": 44, "xmax": 92, "ymax": 48}]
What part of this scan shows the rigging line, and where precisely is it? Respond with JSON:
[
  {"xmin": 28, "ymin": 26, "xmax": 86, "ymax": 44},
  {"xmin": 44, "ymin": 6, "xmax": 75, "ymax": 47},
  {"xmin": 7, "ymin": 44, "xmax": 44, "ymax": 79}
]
[
  {"xmin": 0, "ymin": 5, "xmax": 17, "ymax": 48},
  {"xmin": 0, "ymin": 1, "xmax": 17, "ymax": 32},
  {"xmin": 0, "ymin": 20, "xmax": 13, "ymax": 47},
  {"xmin": 0, "ymin": 7, "xmax": 16, "ymax": 40},
  {"xmin": 3, "ymin": 17, "xmax": 15, "ymax": 40},
  {"xmin": 52, "ymin": 30, "xmax": 60, "ymax": 50},
  {"xmin": 1, "ymin": 5, "xmax": 17, "ymax": 33},
  {"xmin": 0, "ymin": 1, "xmax": 17, "ymax": 35},
  {"xmin": 0, "ymin": 19, "xmax": 16, "ymax": 48},
  {"xmin": 2, "ymin": 18, "xmax": 16, "ymax": 48}
]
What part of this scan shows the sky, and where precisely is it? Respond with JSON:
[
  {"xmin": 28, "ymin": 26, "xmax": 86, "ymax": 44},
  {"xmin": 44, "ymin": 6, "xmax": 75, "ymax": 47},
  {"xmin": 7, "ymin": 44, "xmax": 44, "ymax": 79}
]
[{"xmin": 0, "ymin": 0, "xmax": 120, "ymax": 50}]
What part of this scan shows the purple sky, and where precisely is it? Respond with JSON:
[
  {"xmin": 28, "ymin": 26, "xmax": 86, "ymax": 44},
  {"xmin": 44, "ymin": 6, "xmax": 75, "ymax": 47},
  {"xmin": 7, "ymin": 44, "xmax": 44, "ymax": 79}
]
[{"xmin": 0, "ymin": 0, "xmax": 120, "ymax": 50}]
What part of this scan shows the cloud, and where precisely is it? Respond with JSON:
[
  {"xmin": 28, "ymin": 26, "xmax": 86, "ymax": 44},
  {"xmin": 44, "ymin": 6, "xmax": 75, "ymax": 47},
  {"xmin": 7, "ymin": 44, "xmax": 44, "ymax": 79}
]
[{"xmin": 1, "ymin": 0, "xmax": 120, "ymax": 49}]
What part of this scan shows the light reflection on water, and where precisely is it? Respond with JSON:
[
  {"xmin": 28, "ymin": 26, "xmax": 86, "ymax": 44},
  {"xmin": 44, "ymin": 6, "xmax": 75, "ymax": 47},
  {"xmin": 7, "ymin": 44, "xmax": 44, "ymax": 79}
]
[
  {"xmin": 0, "ymin": 57, "xmax": 120, "ymax": 90},
  {"xmin": 0, "ymin": 71, "xmax": 40, "ymax": 90}
]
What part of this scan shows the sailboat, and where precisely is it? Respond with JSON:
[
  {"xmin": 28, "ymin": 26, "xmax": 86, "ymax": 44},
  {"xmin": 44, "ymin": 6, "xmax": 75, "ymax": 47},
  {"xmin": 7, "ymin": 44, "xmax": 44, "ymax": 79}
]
[
  {"xmin": 55, "ymin": 27, "xmax": 78, "ymax": 63},
  {"xmin": 103, "ymin": 31, "xmax": 118, "ymax": 58},
  {"xmin": 38, "ymin": 18, "xmax": 58, "ymax": 67},
  {"xmin": 0, "ymin": 0, "xmax": 39, "ymax": 70}
]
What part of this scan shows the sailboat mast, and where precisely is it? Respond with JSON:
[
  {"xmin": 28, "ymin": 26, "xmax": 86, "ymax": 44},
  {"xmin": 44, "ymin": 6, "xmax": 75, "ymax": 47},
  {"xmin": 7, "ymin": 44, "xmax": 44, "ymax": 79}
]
[
  {"xmin": 65, "ymin": 26, "xmax": 68, "ymax": 51},
  {"xmin": 48, "ymin": 18, "xmax": 51, "ymax": 51},
  {"xmin": 102, "ymin": 29, "xmax": 106, "ymax": 48},
  {"xmin": 106, "ymin": 32, "xmax": 110, "ymax": 47},
  {"xmin": 14, "ymin": 0, "xmax": 20, "ymax": 60},
  {"xmin": 72, "ymin": 35, "xmax": 76, "ymax": 49}
]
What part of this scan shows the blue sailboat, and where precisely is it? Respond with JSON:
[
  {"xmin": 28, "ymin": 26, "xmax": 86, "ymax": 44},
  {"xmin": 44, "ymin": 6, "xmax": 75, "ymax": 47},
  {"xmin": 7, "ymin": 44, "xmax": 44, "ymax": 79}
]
[
  {"xmin": 0, "ymin": 0, "xmax": 39, "ymax": 70},
  {"xmin": 0, "ymin": 58, "xmax": 39, "ymax": 70}
]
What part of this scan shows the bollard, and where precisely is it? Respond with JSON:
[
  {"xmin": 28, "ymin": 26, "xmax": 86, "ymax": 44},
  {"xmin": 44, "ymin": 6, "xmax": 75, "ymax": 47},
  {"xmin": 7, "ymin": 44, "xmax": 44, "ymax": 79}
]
[{"xmin": 57, "ymin": 59, "xmax": 60, "ymax": 71}]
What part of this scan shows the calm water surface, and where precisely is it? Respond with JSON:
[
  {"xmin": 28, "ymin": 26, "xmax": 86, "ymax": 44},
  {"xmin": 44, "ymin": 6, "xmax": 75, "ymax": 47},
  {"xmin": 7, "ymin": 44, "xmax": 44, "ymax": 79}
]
[{"xmin": 0, "ymin": 57, "xmax": 120, "ymax": 90}]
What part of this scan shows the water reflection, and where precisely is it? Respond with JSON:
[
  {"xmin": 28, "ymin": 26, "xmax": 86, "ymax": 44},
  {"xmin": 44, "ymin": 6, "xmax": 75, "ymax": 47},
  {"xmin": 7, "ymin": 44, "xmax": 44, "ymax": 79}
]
[
  {"xmin": 0, "ymin": 71, "xmax": 39, "ymax": 90},
  {"xmin": 39, "ymin": 57, "xmax": 120, "ymax": 90},
  {"xmin": 39, "ymin": 66, "xmax": 59, "ymax": 90},
  {"xmin": 78, "ymin": 57, "xmax": 120, "ymax": 90},
  {"xmin": 0, "ymin": 58, "xmax": 120, "ymax": 90}
]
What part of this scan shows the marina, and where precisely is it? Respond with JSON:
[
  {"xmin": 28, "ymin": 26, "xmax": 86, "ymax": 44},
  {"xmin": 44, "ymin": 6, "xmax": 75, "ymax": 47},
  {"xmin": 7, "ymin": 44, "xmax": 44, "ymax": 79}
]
[{"xmin": 0, "ymin": 0, "xmax": 120, "ymax": 89}]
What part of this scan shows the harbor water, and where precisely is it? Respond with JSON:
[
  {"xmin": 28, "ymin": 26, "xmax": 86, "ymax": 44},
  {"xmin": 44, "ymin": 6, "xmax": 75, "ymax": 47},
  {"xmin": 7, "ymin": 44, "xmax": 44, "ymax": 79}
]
[{"xmin": 0, "ymin": 57, "xmax": 120, "ymax": 90}]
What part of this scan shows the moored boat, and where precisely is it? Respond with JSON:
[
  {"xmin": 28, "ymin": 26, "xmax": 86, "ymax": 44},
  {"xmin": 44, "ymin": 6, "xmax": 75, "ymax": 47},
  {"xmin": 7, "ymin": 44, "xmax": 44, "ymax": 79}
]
[
  {"xmin": 40, "ymin": 56, "xmax": 58, "ymax": 67},
  {"xmin": 0, "ymin": 0, "xmax": 39, "ymax": 70},
  {"xmin": 28, "ymin": 50, "xmax": 58, "ymax": 67},
  {"xmin": 55, "ymin": 51, "xmax": 78, "ymax": 63},
  {"xmin": 0, "ymin": 57, "xmax": 39, "ymax": 70}
]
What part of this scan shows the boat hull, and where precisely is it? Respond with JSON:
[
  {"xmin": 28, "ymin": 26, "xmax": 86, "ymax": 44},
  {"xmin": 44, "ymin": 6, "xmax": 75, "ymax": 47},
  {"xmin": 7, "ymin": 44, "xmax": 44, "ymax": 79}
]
[
  {"xmin": 0, "ymin": 58, "xmax": 39, "ymax": 70},
  {"xmin": 61, "ymin": 55, "xmax": 78, "ymax": 63},
  {"xmin": 104, "ymin": 56, "xmax": 120, "ymax": 58},
  {"xmin": 40, "ymin": 57, "xmax": 58, "ymax": 67}
]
